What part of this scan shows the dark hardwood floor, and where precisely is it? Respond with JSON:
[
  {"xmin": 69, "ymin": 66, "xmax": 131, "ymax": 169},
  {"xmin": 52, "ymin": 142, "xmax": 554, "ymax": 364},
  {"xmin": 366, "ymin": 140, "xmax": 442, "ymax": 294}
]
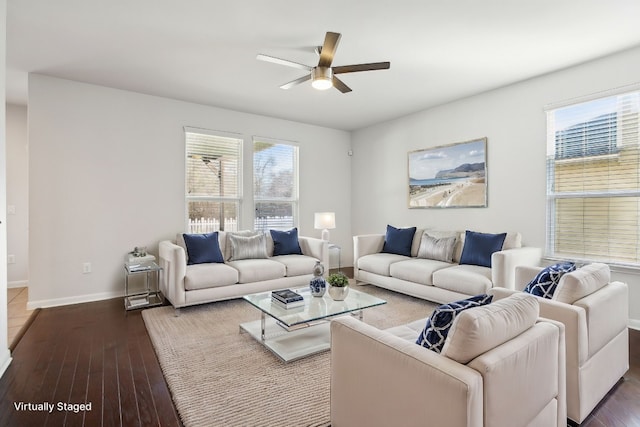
[
  {"xmin": 0, "ymin": 291, "xmax": 639, "ymax": 427},
  {"xmin": 0, "ymin": 298, "xmax": 181, "ymax": 427}
]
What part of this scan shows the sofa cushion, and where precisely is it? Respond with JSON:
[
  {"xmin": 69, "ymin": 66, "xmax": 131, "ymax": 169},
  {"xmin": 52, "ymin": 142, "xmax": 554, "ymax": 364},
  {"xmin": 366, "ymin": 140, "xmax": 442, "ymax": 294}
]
[
  {"xmin": 271, "ymin": 254, "xmax": 318, "ymax": 277},
  {"xmin": 270, "ymin": 228, "xmax": 303, "ymax": 256},
  {"xmin": 411, "ymin": 228, "xmax": 425, "ymax": 257},
  {"xmin": 389, "ymin": 258, "xmax": 451, "ymax": 286},
  {"xmin": 415, "ymin": 294, "xmax": 493, "ymax": 353},
  {"xmin": 182, "ymin": 232, "xmax": 225, "ymax": 265},
  {"xmin": 432, "ymin": 264, "xmax": 493, "ymax": 295},
  {"xmin": 382, "ymin": 225, "xmax": 416, "ymax": 257},
  {"xmin": 459, "ymin": 230, "xmax": 507, "ymax": 268},
  {"xmin": 523, "ymin": 261, "xmax": 576, "ymax": 299},
  {"xmin": 357, "ymin": 253, "xmax": 411, "ymax": 277},
  {"xmin": 441, "ymin": 293, "xmax": 539, "ymax": 364},
  {"xmin": 226, "ymin": 259, "xmax": 286, "ymax": 283},
  {"xmin": 386, "ymin": 318, "xmax": 428, "ymax": 341},
  {"xmin": 228, "ymin": 233, "xmax": 268, "ymax": 261},
  {"xmin": 552, "ymin": 262, "xmax": 610, "ymax": 304},
  {"xmin": 417, "ymin": 232, "xmax": 457, "ymax": 262},
  {"xmin": 502, "ymin": 232, "xmax": 522, "ymax": 250},
  {"xmin": 184, "ymin": 263, "xmax": 239, "ymax": 290}
]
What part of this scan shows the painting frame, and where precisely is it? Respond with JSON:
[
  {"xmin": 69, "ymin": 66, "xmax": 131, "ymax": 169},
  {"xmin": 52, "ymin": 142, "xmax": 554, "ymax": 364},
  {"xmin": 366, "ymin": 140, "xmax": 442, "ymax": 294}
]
[{"xmin": 408, "ymin": 138, "xmax": 488, "ymax": 209}]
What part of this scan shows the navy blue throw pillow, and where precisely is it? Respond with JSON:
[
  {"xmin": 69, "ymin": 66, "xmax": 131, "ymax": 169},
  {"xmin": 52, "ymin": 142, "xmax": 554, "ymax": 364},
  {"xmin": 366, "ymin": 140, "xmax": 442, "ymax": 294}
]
[
  {"xmin": 270, "ymin": 228, "xmax": 303, "ymax": 256},
  {"xmin": 459, "ymin": 230, "xmax": 507, "ymax": 268},
  {"xmin": 416, "ymin": 294, "xmax": 493, "ymax": 353},
  {"xmin": 523, "ymin": 261, "xmax": 576, "ymax": 299},
  {"xmin": 381, "ymin": 225, "xmax": 416, "ymax": 257},
  {"xmin": 183, "ymin": 232, "xmax": 224, "ymax": 265}
]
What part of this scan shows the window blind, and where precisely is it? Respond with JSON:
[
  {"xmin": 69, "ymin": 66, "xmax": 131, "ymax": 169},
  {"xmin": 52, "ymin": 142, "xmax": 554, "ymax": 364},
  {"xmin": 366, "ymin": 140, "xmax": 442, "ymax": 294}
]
[
  {"xmin": 185, "ymin": 130, "xmax": 242, "ymax": 232},
  {"xmin": 546, "ymin": 91, "xmax": 640, "ymax": 266},
  {"xmin": 253, "ymin": 137, "xmax": 298, "ymax": 231}
]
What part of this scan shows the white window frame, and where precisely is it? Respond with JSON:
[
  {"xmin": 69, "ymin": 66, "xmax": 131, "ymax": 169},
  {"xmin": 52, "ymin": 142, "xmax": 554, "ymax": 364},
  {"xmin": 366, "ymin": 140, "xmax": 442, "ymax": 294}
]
[
  {"xmin": 545, "ymin": 85, "xmax": 640, "ymax": 267},
  {"xmin": 184, "ymin": 127, "xmax": 243, "ymax": 232},
  {"xmin": 252, "ymin": 136, "xmax": 299, "ymax": 232}
]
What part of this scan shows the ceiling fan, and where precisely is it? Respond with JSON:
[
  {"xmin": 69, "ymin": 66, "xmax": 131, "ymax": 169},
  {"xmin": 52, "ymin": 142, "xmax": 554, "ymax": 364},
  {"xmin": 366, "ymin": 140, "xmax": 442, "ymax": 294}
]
[{"xmin": 256, "ymin": 31, "xmax": 390, "ymax": 93}]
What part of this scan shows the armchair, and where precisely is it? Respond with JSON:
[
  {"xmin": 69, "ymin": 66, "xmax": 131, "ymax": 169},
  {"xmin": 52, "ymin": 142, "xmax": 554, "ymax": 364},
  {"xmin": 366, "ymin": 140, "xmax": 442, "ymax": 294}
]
[
  {"xmin": 490, "ymin": 263, "xmax": 629, "ymax": 424},
  {"xmin": 330, "ymin": 294, "xmax": 566, "ymax": 427}
]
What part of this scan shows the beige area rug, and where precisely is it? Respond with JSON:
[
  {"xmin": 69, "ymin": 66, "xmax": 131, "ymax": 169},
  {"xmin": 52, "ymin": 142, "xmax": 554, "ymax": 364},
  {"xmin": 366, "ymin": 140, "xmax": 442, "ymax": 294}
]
[{"xmin": 142, "ymin": 283, "xmax": 437, "ymax": 427}]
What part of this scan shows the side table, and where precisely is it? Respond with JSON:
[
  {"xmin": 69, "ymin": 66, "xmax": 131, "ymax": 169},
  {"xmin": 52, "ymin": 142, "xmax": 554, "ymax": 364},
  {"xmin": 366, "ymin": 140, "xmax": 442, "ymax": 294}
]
[
  {"xmin": 124, "ymin": 261, "xmax": 163, "ymax": 310},
  {"xmin": 328, "ymin": 243, "xmax": 341, "ymax": 272}
]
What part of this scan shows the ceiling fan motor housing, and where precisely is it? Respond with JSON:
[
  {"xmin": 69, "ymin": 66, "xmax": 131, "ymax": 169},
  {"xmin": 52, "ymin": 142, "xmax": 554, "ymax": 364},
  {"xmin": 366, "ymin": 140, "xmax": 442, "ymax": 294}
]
[{"xmin": 312, "ymin": 66, "xmax": 333, "ymax": 90}]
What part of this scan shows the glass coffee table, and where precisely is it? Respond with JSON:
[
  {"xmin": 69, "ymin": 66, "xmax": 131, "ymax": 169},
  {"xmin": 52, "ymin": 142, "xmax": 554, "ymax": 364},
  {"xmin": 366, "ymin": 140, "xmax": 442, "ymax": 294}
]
[{"xmin": 240, "ymin": 287, "xmax": 386, "ymax": 362}]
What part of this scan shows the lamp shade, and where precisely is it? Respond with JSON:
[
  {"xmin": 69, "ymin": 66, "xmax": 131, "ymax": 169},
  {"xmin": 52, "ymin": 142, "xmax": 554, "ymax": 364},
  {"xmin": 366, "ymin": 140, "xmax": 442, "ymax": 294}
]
[
  {"xmin": 314, "ymin": 212, "xmax": 336, "ymax": 230},
  {"xmin": 314, "ymin": 212, "xmax": 336, "ymax": 241}
]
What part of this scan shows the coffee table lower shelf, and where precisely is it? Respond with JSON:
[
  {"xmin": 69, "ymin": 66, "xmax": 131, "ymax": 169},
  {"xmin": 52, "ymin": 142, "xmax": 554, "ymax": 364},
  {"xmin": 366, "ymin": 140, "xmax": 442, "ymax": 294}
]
[{"xmin": 239, "ymin": 317, "xmax": 332, "ymax": 363}]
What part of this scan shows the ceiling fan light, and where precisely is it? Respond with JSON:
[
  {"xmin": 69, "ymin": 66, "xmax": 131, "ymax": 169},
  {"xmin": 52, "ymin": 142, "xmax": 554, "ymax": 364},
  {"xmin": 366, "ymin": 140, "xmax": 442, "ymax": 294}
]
[{"xmin": 311, "ymin": 67, "xmax": 333, "ymax": 90}]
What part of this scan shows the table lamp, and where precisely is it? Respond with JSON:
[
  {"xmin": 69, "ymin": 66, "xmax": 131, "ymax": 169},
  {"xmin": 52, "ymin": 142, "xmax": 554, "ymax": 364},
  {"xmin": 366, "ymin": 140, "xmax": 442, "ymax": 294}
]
[{"xmin": 314, "ymin": 212, "xmax": 336, "ymax": 241}]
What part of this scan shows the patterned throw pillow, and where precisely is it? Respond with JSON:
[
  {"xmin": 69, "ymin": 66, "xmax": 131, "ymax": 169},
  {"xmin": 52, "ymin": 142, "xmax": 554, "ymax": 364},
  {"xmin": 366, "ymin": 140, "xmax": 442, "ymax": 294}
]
[
  {"xmin": 416, "ymin": 294, "xmax": 493, "ymax": 353},
  {"xmin": 523, "ymin": 262, "xmax": 576, "ymax": 299}
]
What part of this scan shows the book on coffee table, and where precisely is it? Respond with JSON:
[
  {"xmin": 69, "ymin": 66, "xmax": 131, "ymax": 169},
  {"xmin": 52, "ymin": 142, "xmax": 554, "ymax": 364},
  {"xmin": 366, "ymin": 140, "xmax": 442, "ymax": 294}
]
[
  {"xmin": 271, "ymin": 298, "xmax": 305, "ymax": 309},
  {"xmin": 271, "ymin": 289, "xmax": 304, "ymax": 304}
]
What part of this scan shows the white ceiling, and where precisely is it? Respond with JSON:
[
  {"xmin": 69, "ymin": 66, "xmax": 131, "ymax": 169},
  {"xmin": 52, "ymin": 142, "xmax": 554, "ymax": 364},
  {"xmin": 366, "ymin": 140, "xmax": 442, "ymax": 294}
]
[{"xmin": 6, "ymin": 1, "xmax": 640, "ymax": 131}]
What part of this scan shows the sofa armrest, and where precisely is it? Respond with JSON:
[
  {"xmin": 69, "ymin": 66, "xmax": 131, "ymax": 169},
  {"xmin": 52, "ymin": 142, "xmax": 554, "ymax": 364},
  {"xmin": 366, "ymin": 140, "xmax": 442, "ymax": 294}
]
[
  {"xmin": 574, "ymin": 281, "xmax": 628, "ymax": 359},
  {"xmin": 353, "ymin": 234, "xmax": 385, "ymax": 261},
  {"xmin": 488, "ymin": 287, "xmax": 520, "ymax": 301},
  {"xmin": 298, "ymin": 236, "xmax": 329, "ymax": 274},
  {"xmin": 491, "ymin": 247, "xmax": 542, "ymax": 289},
  {"xmin": 515, "ymin": 265, "xmax": 543, "ymax": 291},
  {"xmin": 331, "ymin": 317, "xmax": 482, "ymax": 427},
  {"xmin": 159, "ymin": 240, "xmax": 187, "ymax": 308},
  {"xmin": 468, "ymin": 320, "xmax": 566, "ymax": 427}
]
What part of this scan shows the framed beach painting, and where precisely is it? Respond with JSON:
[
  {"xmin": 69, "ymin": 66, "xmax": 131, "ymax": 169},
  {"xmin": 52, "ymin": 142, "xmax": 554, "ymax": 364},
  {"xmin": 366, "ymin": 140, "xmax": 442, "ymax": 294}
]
[{"xmin": 408, "ymin": 138, "xmax": 487, "ymax": 208}]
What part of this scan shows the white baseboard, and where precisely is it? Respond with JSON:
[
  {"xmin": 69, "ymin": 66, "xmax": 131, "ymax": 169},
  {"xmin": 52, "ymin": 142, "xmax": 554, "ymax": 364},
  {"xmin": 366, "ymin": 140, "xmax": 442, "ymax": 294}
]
[
  {"xmin": 8, "ymin": 280, "xmax": 28, "ymax": 289},
  {"xmin": 629, "ymin": 319, "xmax": 640, "ymax": 331},
  {"xmin": 0, "ymin": 348, "xmax": 12, "ymax": 380},
  {"xmin": 27, "ymin": 290, "xmax": 123, "ymax": 310}
]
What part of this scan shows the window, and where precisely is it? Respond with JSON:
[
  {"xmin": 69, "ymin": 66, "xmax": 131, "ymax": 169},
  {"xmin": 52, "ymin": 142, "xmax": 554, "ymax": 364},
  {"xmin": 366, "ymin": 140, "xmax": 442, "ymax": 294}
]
[
  {"xmin": 253, "ymin": 137, "xmax": 299, "ymax": 231},
  {"xmin": 546, "ymin": 90, "xmax": 640, "ymax": 266},
  {"xmin": 185, "ymin": 128, "xmax": 242, "ymax": 232}
]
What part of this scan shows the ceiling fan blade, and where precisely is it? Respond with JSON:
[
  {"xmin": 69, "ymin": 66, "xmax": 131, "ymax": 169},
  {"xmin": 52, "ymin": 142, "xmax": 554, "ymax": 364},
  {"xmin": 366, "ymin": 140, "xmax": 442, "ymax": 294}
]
[
  {"xmin": 280, "ymin": 74, "xmax": 311, "ymax": 90},
  {"xmin": 332, "ymin": 76, "xmax": 352, "ymax": 93},
  {"xmin": 256, "ymin": 54, "xmax": 312, "ymax": 72},
  {"xmin": 318, "ymin": 32, "xmax": 341, "ymax": 68},
  {"xmin": 333, "ymin": 62, "xmax": 391, "ymax": 74}
]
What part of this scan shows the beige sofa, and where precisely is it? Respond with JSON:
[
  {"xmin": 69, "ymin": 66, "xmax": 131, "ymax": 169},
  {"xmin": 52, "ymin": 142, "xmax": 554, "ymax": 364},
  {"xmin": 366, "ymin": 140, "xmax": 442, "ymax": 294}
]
[
  {"xmin": 159, "ymin": 231, "xmax": 328, "ymax": 310},
  {"xmin": 330, "ymin": 293, "xmax": 567, "ymax": 427},
  {"xmin": 354, "ymin": 229, "xmax": 541, "ymax": 304},
  {"xmin": 490, "ymin": 263, "xmax": 629, "ymax": 425}
]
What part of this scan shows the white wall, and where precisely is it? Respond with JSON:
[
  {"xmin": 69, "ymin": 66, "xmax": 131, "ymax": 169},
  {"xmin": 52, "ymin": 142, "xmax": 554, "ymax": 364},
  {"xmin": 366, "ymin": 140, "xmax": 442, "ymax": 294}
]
[
  {"xmin": 6, "ymin": 104, "xmax": 28, "ymax": 287},
  {"xmin": 28, "ymin": 74, "xmax": 351, "ymax": 308},
  {"xmin": 351, "ymin": 45, "xmax": 640, "ymax": 324},
  {"xmin": 1, "ymin": 0, "xmax": 12, "ymax": 378}
]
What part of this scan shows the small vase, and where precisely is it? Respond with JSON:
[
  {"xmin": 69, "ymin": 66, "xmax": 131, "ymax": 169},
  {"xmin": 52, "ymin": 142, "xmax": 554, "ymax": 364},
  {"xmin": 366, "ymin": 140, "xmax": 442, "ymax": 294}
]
[
  {"xmin": 310, "ymin": 276, "xmax": 326, "ymax": 297},
  {"xmin": 310, "ymin": 261, "xmax": 326, "ymax": 297},
  {"xmin": 328, "ymin": 285, "xmax": 349, "ymax": 301}
]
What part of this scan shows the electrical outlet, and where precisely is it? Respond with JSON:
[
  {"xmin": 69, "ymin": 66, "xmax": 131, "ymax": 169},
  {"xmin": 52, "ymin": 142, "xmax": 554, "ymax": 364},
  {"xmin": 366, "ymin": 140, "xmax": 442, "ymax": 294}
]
[
  {"xmin": 7, "ymin": 205, "xmax": 16, "ymax": 215},
  {"xmin": 83, "ymin": 262, "xmax": 92, "ymax": 274},
  {"xmin": 7, "ymin": 254, "xmax": 15, "ymax": 264}
]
